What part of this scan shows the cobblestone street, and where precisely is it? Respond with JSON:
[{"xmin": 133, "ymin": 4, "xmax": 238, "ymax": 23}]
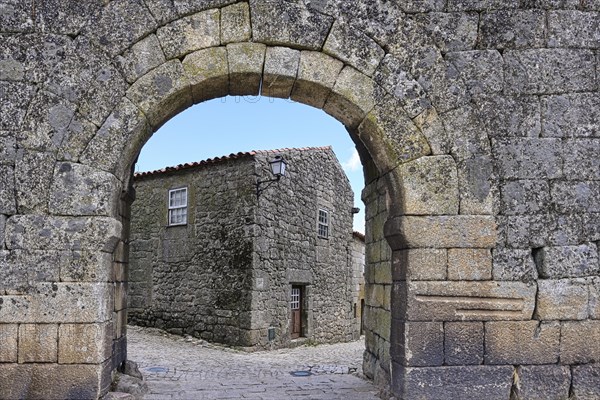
[{"xmin": 127, "ymin": 326, "xmax": 382, "ymax": 399}]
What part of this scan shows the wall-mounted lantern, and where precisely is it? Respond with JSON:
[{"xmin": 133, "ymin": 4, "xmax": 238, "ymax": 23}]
[{"xmin": 256, "ymin": 155, "xmax": 287, "ymax": 200}]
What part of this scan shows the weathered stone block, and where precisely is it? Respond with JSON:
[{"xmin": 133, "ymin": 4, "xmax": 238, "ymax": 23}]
[
  {"xmin": 19, "ymin": 90, "xmax": 77, "ymax": 152},
  {"xmin": 500, "ymin": 180, "xmax": 551, "ymax": 215},
  {"xmin": 358, "ymin": 96, "xmax": 431, "ymax": 174},
  {"xmin": 365, "ymin": 283, "xmax": 390, "ymax": 310},
  {"xmin": 59, "ymin": 322, "xmax": 112, "ymax": 364},
  {"xmin": 172, "ymin": 0, "xmax": 237, "ymax": 16},
  {"xmin": 0, "ymin": 165, "xmax": 16, "ymax": 215},
  {"xmin": 115, "ymin": 34, "xmax": 166, "ymax": 84},
  {"xmin": 514, "ymin": 365, "xmax": 571, "ymax": 400},
  {"xmin": 394, "ymin": 365, "xmax": 513, "ymax": 400},
  {"xmin": 261, "ymin": 47, "xmax": 300, "ymax": 99},
  {"xmin": 323, "ymin": 66, "xmax": 381, "ymax": 129},
  {"xmin": 401, "ymin": 280, "xmax": 536, "ymax": 321},
  {"xmin": 548, "ymin": 10, "xmax": 600, "ymax": 48},
  {"xmin": 374, "ymin": 55, "xmax": 432, "ymax": 119},
  {"xmin": 0, "ymin": 362, "xmax": 110, "ymax": 400},
  {"xmin": 503, "ymin": 214, "xmax": 553, "ymax": 248},
  {"xmin": 479, "ymin": 10, "xmax": 546, "ymax": 49},
  {"xmin": 18, "ymin": 323, "xmax": 58, "ymax": 363},
  {"xmin": 402, "ymin": 322, "xmax": 444, "ymax": 366},
  {"xmin": 591, "ymin": 277, "xmax": 600, "ymax": 319},
  {"xmin": 115, "ymin": 282, "xmax": 128, "ymax": 312},
  {"xmin": 227, "ymin": 42, "xmax": 266, "ymax": 96},
  {"xmin": 444, "ymin": 322, "xmax": 483, "ymax": 365},
  {"xmin": 536, "ymin": 243, "xmax": 599, "ymax": 278},
  {"xmin": 57, "ymin": 113, "xmax": 98, "ymax": 163},
  {"xmin": 84, "ymin": 0, "xmax": 158, "ymax": 56},
  {"xmin": 504, "ymin": 49, "xmax": 596, "ymax": 94},
  {"xmin": 250, "ymin": 1, "xmax": 333, "ymax": 50},
  {"xmin": 77, "ymin": 63, "xmax": 127, "ymax": 129},
  {"xmin": 536, "ymin": 279, "xmax": 589, "ymax": 320},
  {"xmin": 563, "ymin": 139, "xmax": 600, "ymax": 180},
  {"xmin": 125, "ymin": 59, "xmax": 192, "ymax": 129},
  {"xmin": 385, "ymin": 215, "xmax": 497, "ymax": 250},
  {"xmin": 395, "ymin": 156, "xmax": 459, "ymax": 216},
  {"xmin": 572, "ymin": 364, "xmax": 600, "ymax": 400},
  {"xmin": 447, "ymin": 248, "xmax": 492, "ymax": 281},
  {"xmin": 474, "ymin": 94, "xmax": 541, "ymax": 138},
  {"xmin": 551, "ymin": 181, "xmax": 600, "ymax": 213},
  {"xmin": 492, "ymin": 247, "xmax": 538, "ymax": 282},
  {"xmin": 156, "ymin": 9, "xmax": 220, "ymax": 59},
  {"xmin": 0, "ymin": 283, "xmax": 113, "ymax": 323},
  {"xmin": 290, "ymin": 51, "xmax": 343, "ymax": 108},
  {"xmin": 323, "ymin": 20, "xmax": 385, "ymax": 76},
  {"xmin": 492, "ymin": 138, "xmax": 562, "ymax": 179},
  {"xmin": 220, "ymin": 2, "xmax": 250, "ymax": 44},
  {"xmin": 0, "ymin": 214, "xmax": 5, "ymax": 248},
  {"xmin": 393, "ymin": 249, "xmax": 447, "ymax": 281},
  {"xmin": 182, "ymin": 46, "xmax": 229, "ymax": 103},
  {"xmin": 5, "ymin": 215, "xmax": 121, "ymax": 252},
  {"xmin": 0, "ymin": 81, "xmax": 36, "ymax": 130},
  {"xmin": 0, "ymin": 324, "xmax": 17, "ymax": 362},
  {"xmin": 80, "ymin": 99, "xmax": 152, "ymax": 177},
  {"xmin": 446, "ymin": 50, "xmax": 503, "ymax": 95},
  {"xmin": 15, "ymin": 149, "xmax": 55, "ymax": 214},
  {"xmin": 414, "ymin": 12, "xmax": 478, "ymax": 52},
  {"xmin": 49, "ymin": 162, "xmax": 120, "ymax": 217},
  {"xmin": 485, "ymin": 321, "xmax": 560, "ymax": 364},
  {"xmin": 542, "ymin": 93, "xmax": 600, "ymax": 137},
  {"xmin": 560, "ymin": 320, "xmax": 600, "ymax": 364},
  {"xmin": 0, "ymin": 133, "xmax": 16, "ymax": 165}
]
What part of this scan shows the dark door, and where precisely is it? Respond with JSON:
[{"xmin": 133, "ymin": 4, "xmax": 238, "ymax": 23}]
[{"xmin": 291, "ymin": 286, "xmax": 302, "ymax": 339}]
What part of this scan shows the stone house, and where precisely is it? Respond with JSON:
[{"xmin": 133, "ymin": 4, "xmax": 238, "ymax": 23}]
[{"xmin": 128, "ymin": 146, "xmax": 364, "ymax": 350}]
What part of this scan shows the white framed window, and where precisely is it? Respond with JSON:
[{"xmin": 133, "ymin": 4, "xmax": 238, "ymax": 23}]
[
  {"xmin": 317, "ymin": 209, "xmax": 329, "ymax": 238},
  {"xmin": 168, "ymin": 187, "xmax": 188, "ymax": 226},
  {"xmin": 291, "ymin": 287, "xmax": 301, "ymax": 310}
]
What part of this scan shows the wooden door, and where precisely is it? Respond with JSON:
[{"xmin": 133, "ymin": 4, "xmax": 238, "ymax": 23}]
[{"xmin": 291, "ymin": 286, "xmax": 302, "ymax": 339}]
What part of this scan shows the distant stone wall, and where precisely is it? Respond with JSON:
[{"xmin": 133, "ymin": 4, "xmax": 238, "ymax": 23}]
[
  {"xmin": 362, "ymin": 178, "xmax": 392, "ymax": 388},
  {"xmin": 350, "ymin": 232, "xmax": 365, "ymax": 336},
  {"xmin": 129, "ymin": 148, "xmax": 359, "ymax": 349},
  {"xmin": 251, "ymin": 149, "xmax": 358, "ymax": 347},
  {"xmin": 129, "ymin": 156, "xmax": 256, "ymax": 346}
]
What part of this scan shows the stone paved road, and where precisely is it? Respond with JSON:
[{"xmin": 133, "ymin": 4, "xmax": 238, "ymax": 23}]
[{"xmin": 127, "ymin": 326, "xmax": 382, "ymax": 400}]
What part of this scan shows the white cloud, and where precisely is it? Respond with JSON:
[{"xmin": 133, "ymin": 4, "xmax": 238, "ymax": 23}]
[{"xmin": 342, "ymin": 149, "xmax": 361, "ymax": 172}]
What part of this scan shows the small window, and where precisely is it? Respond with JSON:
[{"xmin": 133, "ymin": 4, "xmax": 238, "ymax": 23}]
[
  {"xmin": 317, "ymin": 209, "xmax": 329, "ymax": 238},
  {"xmin": 168, "ymin": 187, "xmax": 187, "ymax": 226}
]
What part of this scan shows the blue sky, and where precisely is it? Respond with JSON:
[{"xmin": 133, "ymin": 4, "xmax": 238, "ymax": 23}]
[{"xmin": 136, "ymin": 96, "xmax": 365, "ymax": 232}]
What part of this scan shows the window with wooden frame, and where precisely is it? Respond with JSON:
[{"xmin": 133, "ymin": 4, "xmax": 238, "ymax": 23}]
[
  {"xmin": 168, "ymin": 187, "xmax": 188, "ymax": 226},
  {"xmin": 317, "ymin": 209, "xmax": 329, "ymax": 238}
]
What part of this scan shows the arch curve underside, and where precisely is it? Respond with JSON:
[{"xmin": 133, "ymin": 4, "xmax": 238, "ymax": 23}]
[{"xmin": 0, "ymin": 1, "xmax": 598, "ymax": 399}]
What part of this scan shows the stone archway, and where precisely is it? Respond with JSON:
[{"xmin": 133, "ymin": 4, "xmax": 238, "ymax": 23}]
[{"xmin": 2, "ymin": 1, "xmax": 598, "ymax": 399}]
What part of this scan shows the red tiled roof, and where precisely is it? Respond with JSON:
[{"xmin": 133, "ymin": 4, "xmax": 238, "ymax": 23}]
[
  {"xmin": 134, "ymin": 146, "xmax": 332, "ymax": 179},
  {"xmin": 353, "ymin": 231, "xmax": 365, "ymax": 241}
]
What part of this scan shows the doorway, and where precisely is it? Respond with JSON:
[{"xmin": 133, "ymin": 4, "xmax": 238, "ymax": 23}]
[{"xmin": 291, "ymin": 285, "xmax": 304, "ymax": 339}]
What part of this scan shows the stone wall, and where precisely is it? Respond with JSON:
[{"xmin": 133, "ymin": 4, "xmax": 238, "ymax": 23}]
[
  {"xmin": 251, "ymin": 148, "xmax": 358, "ymax": 347},
  {"xmin": 129, "ymin": 155, "xmax": 256, "ymax": 347},
  {"xmin": 350, "ymin": 232, "xmax": 366, "ymax": 336},
  {"xmin": 0, "ymin": 0, "xmax": 599, "ymax": 398},
  {"xmin": 129, "ymin": 147, "xmax": 359, "ymax": 349}
]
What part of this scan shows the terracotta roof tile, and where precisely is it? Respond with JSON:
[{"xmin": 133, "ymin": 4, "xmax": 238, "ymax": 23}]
[{"xmin": 134, "ymin": 146, "xmax": 332, "ymax": 179}]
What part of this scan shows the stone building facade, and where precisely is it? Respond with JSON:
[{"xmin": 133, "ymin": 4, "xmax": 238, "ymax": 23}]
[
  {"xmin": 1, "ymin": 1, "xmax": 600, "ymax": 398},
  {"xmin": 128, "ymin": 147, "xmax": 362, "ymax": 349}
]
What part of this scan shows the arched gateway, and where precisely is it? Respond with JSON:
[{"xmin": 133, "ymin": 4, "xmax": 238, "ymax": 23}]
[{"xmin": 0, "ymin": 1, "xmax": 598, "ymax": 399}]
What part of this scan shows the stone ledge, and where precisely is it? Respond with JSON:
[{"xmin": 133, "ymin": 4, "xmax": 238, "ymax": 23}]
[
  {"xmin": 392, "ymin": 364, "xmax": 513, "ymax": 400},
  {"xmin": 385, "ymin": 215, "xmax": 497, "ymax": 250},
  {"xmin": 395, "ymin": 280, "xmax": 536, "ymax": 322}
]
